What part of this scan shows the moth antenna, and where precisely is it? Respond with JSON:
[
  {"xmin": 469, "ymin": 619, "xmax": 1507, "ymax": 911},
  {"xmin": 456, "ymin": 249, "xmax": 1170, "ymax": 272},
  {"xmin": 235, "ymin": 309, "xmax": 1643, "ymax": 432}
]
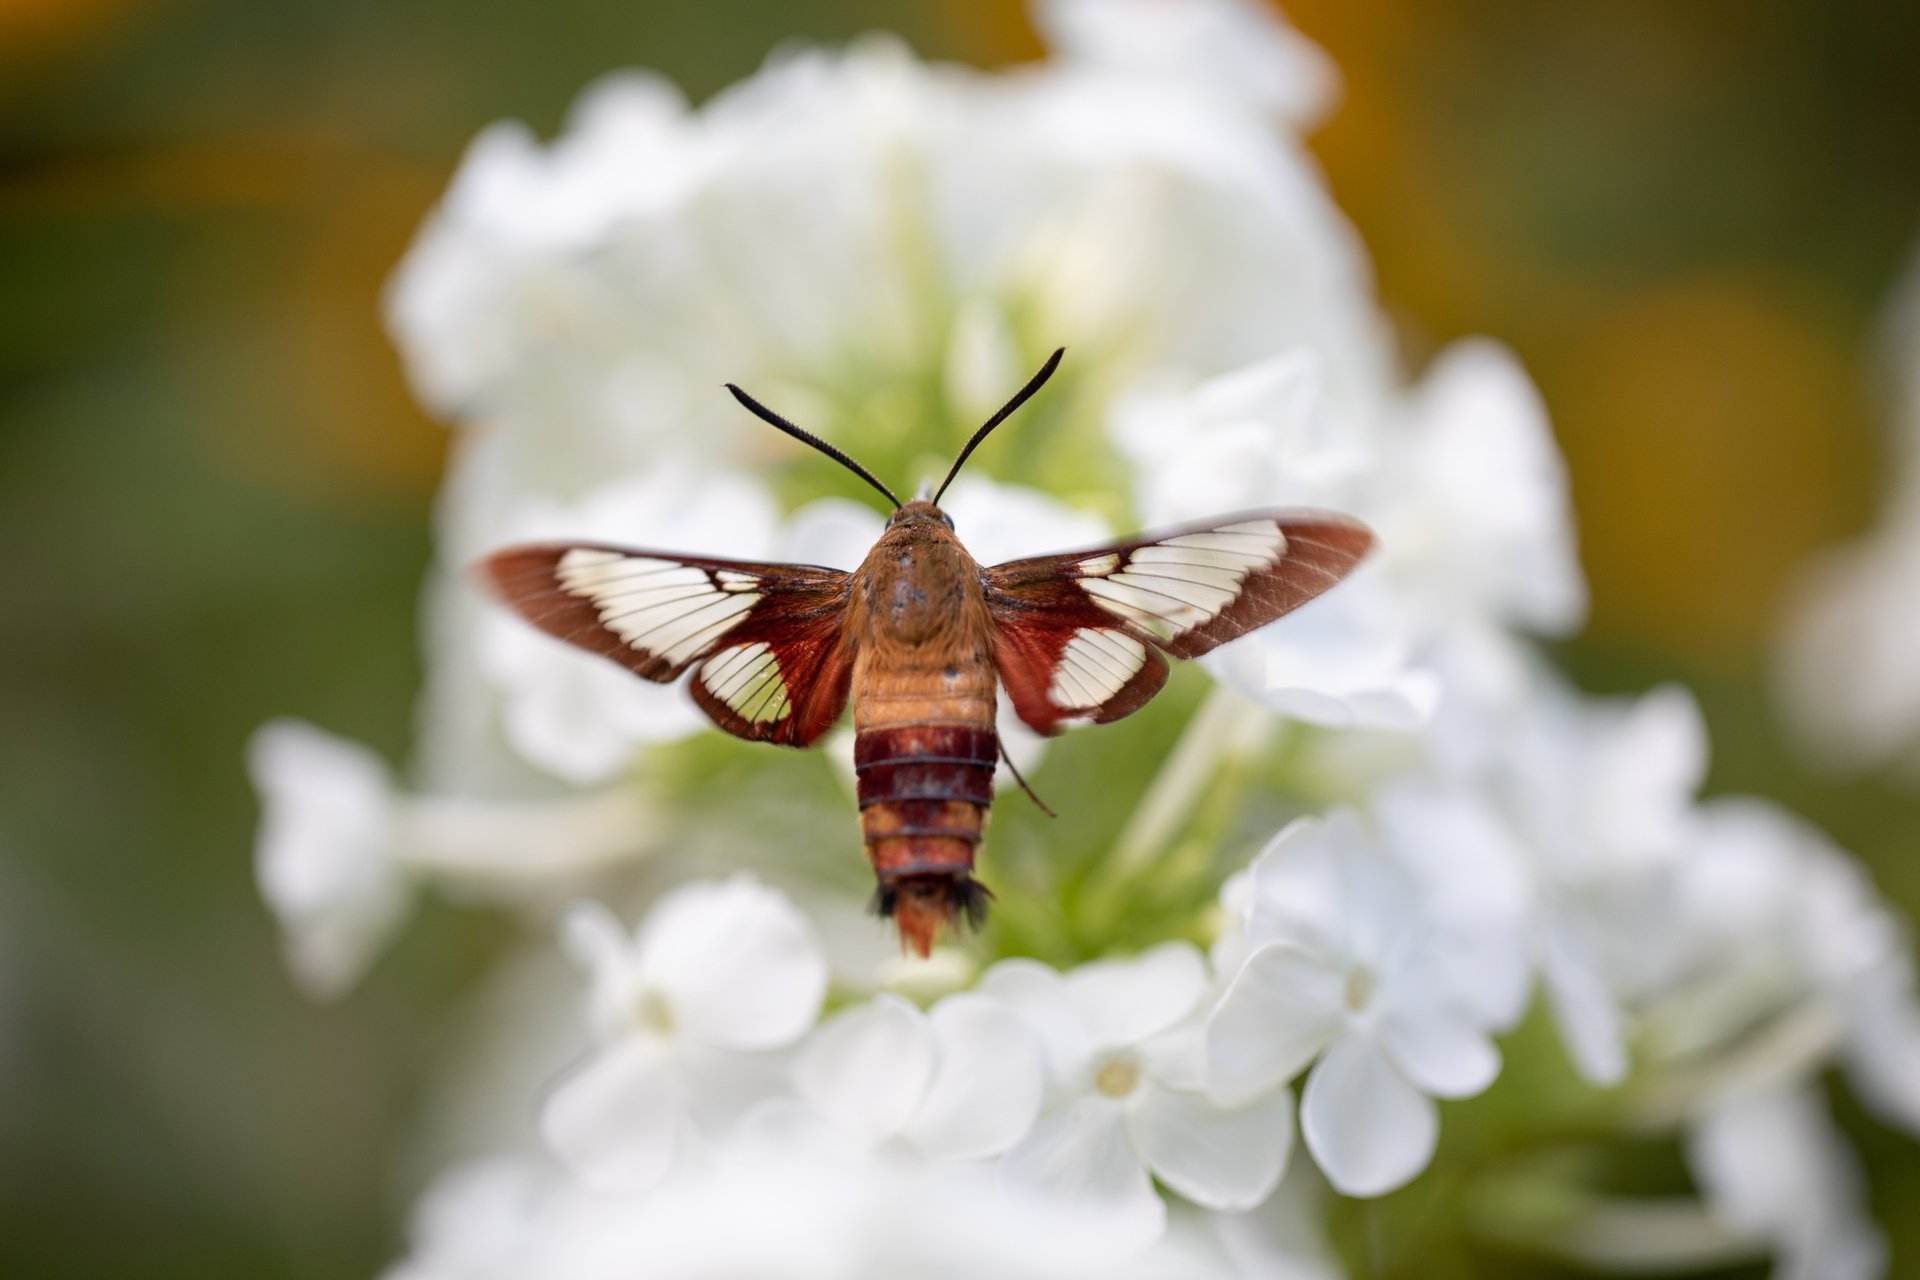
[
  {"xmin": 725, "ymin": 383, "xmax": 901, "ymax": 510},
  {"xmin": 932, "ymin": 347, "xmax": 1065, "ymax": 505}
]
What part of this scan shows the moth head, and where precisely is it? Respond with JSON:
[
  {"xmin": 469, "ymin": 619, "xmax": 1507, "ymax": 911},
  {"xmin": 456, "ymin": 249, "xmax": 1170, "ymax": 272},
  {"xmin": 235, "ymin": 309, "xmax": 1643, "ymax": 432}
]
[{"xmin": 887, "ymin": 499, "xmax": 955, "ymax": 530}]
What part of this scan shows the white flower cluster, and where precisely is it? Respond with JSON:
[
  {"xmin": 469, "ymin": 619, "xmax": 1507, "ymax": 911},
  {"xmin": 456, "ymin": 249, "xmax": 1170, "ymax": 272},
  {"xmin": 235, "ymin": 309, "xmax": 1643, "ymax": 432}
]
[
  {"xmin": 1779, "ymin": 249, "xmax": 1920, "ymax": 776},
  {"xmin": 246, "ymin": 1, "xmax": 1920, "ymax": 1275}
]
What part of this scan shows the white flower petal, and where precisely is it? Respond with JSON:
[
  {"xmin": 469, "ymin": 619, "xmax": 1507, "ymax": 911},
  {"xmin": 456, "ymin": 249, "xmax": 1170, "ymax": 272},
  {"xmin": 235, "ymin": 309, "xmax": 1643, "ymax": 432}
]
[
  {"xmin": 485, "ymin": 627, "xmax": 702, "ymax": 785},
  {"xmin": 1001, "ymin": 1096, "xmax": 1166, "ymax": 1247},
  {"xmin": 777, "ymin": 496, "xmax": 887, "ymax": 571},
  {"xmin": 639, "ymin": 875, "xmax": 827, "ymax": 1051},
  {"xmin": 1687, "ymin": 1084, "xmax": 1886, "ymax": 1277},
  {"xmin": 1378, "ymin": 1005, "xmax": 1500, "ymax": 1100},
  {"xmin": 558, "ymin": 898, "xmax": 655, "ymax": 1044},
  {"xmin": 979, "ymin": 958, "xmax": 1096, "ymax": 1075},
  {"xmin": 1066, "ymin": 941, "xmax": 1210, "ymax": 1050},
  {"xmin": 677, "ymin": 1040, "xmax": 794, "ymax": 1134},
  {"xmin": 1037, "ymin": 0, "xmax": 1339, "ymax": 128},
  {"xmin": 732, "ymin": 1097, "xmax": 851, "ymax": 1159},
  {"xmin": 1206, "ymin": 944, "xmax": 1344, "ymax": 1107},
  {"xmin": 794, "ymin": 994, "xmax": 935, "ymax": 1146},
  {"xmin": 539, "ymin": 1037, "xmax": 682, "ymax": 1192},
  {"xmin": 1212, "ymin": 575, "xmax": 1440, "ymax": 733},
  {"xmin": 1845, "ymin": 984, "xmax": 1920, "ymax": 1137},
  {"xmin": 1388, "ymin": 338, "xmax": 1585, "ymax": 636},
  {"xmin": 907, "ymin": 993, "xmax": 1045, "ymax": 1161},
  {"xmin": 1539, "ymin": 923, "xmax": 1628, "ymax": 1086},
  {"xmin": 559, "ymin": 899, "xmax": 630, "ymax": 974},
  {"xmin": 1129, "ymin": 1081, "xmax": 1294, "ymax": 1210},
  {"xmin": 1298, "ymin": 1033, "xmax": 1437, "ymax": 1198},
  {"xmin": 248, "ymin": 719, "xmax": 409, "ymax": 998},
  {"xmin": 1245, "ymin": 816, "xmax": 1349, "ymax": 952}
]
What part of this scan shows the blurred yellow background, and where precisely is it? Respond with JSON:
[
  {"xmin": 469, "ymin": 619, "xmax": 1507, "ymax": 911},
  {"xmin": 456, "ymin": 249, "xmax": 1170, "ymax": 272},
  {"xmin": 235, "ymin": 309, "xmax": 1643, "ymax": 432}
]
[{"xmin": 2, "ymin": 1, "xmax": 1917, "ymax": 1275}]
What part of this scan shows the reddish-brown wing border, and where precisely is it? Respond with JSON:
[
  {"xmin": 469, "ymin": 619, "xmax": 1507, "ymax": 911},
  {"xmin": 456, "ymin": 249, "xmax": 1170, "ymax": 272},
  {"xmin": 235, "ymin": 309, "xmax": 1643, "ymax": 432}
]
[{"xmin": 480, "ymin": 543, "xmax": 854, "ymax": 746}]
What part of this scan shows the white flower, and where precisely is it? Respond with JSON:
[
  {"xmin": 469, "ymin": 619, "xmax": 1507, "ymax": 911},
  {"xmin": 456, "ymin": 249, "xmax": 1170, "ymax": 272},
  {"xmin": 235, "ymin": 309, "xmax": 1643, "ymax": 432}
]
[
  {"xmin": 382, "ymin": 1159, "xmax": 561, "ymax": 1280},
  {"xmin": 249, "ymin": 719, "xmax": 657, "ymax": 998},
  {"xmin": 1387, "ymin": 673, "xmax": 1709, "ymax": 1087},
  {"xmin": 1779, "ymin": 523, "xmax": 1920, "ymax": 776},
  {"xmin": 985, "ymin": 943, "xmax": 1294, "ymax": 1238},
  {"xmin": 385, "ymin": 72, "xmax": 705, "ymax": 429},
  {"xmin": 1111, "ymin": 351, "xmax": 1372, "ymax": 530},
  {"xmin": 1206, "ymin": 568, "xmax": 1441, "ymax": 731},
  {"xmin": 249, "ymin": 719, "xmax": 410, "ymax": 998},
  {"xmin": 1130, "ymin": 1168, "xmax": 1344, "ymax": 1280},
  {"xmin": 535, "ymin": 1133, "xmax": 1149, "ymax": 1280},
  {"xmin": 541, "ymin": 878, "xmax": 828, "ymax": 1191},
  {"xmin": 1108, "ymin": 351, "xmax": 1418, "ymax": 731},
  {"xmin": 1275, "ymin": 340, "xmax": 1578, "ymax": 729},
  {"xmin": 1372, "ymin": 340, "xmax": 1585, "ymax": 638},
  {"xmin": 1844, "ymin": 962, "xmax": 1920, "ymax": 1138},
  {"xmin": 1687, "ymin": 1085, "xmax": 1886, "ymax": 1280},
  {"xmin": 1777, "ymin": 246, "xmax": 1920, "ymax": 775},
  {"xmin": 1370, "ymin": 779, "xmax": 1534, "ymax": 1032},
  {"xmin": 1208, "ymin": 813, "xmax": 1500, "ymax": 1197},
  {"xmin": 767, "ymin": 991, "xmax": 1044, "ymax": 1161},
  {"xmin": 387, "ymin": 4, "xmax": 1386, "ymax": 484},
  {"xmin": 1035, "ymin": 0, "xmax": 1339, "ymax": 130},
  {"xmin": 1504, "ymin": 682, "xmax": 1708, "ymax": 1085},
  {"xmin": 1115, "ymin": 340, "xmax": 1579, "ymax": 734},
  {"xmin": 1640, "ymin": 797, "xmax": 1920, "ymax": 1139}
]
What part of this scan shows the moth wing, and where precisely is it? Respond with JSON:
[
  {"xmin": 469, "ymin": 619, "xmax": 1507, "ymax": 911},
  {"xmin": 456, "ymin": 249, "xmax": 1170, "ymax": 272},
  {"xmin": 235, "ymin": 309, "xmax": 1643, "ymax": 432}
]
[
  {"xmin": 982, "ymin": 511, "xmax": 1373, "ymax": 735},
  {"xmin": 481, "ymin": 542, "xmax": 854, "ymax": 746}
]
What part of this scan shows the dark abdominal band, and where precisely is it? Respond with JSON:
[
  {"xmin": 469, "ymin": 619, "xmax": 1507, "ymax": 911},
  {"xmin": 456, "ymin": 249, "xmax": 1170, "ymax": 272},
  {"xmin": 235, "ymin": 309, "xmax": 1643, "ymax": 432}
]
[{"xmin": 854, "ymin": 723, "xmax": 996, "ymax": 914}]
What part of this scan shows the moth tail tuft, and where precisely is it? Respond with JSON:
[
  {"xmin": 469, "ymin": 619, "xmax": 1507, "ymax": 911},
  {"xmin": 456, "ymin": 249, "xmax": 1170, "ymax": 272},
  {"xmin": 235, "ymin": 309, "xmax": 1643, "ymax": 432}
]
[{"xmin": 870, "ymin": 873, "xmax": 994, "ymax": 958}]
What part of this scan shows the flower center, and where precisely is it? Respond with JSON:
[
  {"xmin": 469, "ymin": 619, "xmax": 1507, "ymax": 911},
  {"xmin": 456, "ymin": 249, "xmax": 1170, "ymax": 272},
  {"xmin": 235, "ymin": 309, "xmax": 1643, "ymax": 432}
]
[
  {"xmin": 633, "ymin": 986, "xmax": 676, "ymax": 1037},
  {"xmin": 1094, "ymin": 1054, "xmax": 1141, "ymax": 1098},
  {"xmin": 1344, "ymin": 966, "xmax": 1376, "ymax": 1013}
]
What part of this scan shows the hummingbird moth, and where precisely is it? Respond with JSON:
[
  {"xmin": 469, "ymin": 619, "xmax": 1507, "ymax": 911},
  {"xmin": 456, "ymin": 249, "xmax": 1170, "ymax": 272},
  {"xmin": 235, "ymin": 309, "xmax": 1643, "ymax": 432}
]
[{"xmin": 481, "ymin": 350, "xmax": 1373, "ymax": 956}]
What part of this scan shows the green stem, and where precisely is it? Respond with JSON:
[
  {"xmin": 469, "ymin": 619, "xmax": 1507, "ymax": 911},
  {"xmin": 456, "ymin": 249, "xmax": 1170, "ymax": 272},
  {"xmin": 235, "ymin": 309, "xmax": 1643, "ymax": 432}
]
[{"xmin": 1079, "ymin": 684, "xmax": 1272, "ymax": 934}]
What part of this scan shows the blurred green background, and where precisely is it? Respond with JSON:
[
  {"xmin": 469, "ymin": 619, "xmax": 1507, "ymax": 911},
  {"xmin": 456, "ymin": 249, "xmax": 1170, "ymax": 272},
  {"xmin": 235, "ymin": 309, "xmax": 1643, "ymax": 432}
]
[{"xmin": 3, "ymin": 1, "xmax": 1918, "ymax": 1276}]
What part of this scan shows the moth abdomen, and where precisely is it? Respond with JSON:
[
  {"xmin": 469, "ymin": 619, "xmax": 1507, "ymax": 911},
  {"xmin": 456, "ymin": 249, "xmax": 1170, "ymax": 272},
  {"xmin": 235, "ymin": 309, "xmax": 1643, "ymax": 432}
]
[{"xmin": 854, "ymin": 722, "xmax": 998, "ymax": 956}]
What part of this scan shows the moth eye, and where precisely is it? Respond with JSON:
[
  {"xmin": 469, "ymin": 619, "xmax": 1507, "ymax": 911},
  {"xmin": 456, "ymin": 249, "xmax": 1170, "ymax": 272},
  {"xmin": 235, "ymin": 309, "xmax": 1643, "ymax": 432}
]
[{"xmin": 941, "ymin": 513, "xmax": 955, "ymax": 530}]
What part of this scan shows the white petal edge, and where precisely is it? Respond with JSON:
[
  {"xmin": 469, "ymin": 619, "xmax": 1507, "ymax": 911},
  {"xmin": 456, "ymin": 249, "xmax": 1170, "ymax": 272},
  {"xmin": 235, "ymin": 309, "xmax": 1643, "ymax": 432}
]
[
  {"xmin": 978, "ymin": 958, "xmax": 1095, "ymax": 1076},
  {"xmin": 1067, "ymin": 941, "xmax": 1210, "ymax": 1050},
  {"xmin": 1129, "ymin": 1081, "xmax": 1294, "ymax": 1210},
  {"xmin": 907, "ymin": 993, "xmax": 1046, "ymax": 1161},
  {"xmin": 1540, "ymin": 925, "xmax": 1629, "ymax": 1086},
  {"xmin": 539, "ymin": 1038, "xmax": 682, "ymax": 1193},
  {"xmin": 248, "ymin": 718, "xmax": 408, "ymax": 998},
  {"xmin": 1206, "ymin": 944, "xmax": 1344, "ymax": 1107},
  {"xmin": 1001, "ymin": 1096, "xmax": 1167, "ymax": 1250},
  {"xmin": 1299, "ymin": 1032, "xmax": 1438, "ymax": 1198},
  {"xmin": 793, "ymin": 994, "xmax": 934, "ymax": 1146},
  {"xmin": 1379, "ymin": 1005, "xmax": 1501, "ymax": 1100}
]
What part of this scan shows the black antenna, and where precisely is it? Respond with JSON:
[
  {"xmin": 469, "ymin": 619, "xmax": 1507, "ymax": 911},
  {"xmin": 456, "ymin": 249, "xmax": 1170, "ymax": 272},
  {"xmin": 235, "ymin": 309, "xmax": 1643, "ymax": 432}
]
[
  {"xmin": 725, "ymin": 383, "xmax": 901, "ymax": 510},
  {"xmin": 932, "ymin": 348, "xmax": 1065, "ymax": 505}
]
